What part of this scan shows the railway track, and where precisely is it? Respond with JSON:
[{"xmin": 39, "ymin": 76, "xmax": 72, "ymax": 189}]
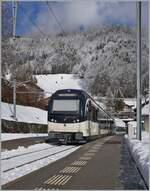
[
  {"xmin": 2, "ymin": 145, "xmax": 77, "ymax": 172},
  {"xmin": 2, "ymin": 145, "xmax": 56, "ymax": 160}
]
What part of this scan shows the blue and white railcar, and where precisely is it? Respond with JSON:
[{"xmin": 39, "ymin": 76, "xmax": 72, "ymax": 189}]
[{"xmin": 47, "ymin": 89, "xmax": 114, "ymax": 143}]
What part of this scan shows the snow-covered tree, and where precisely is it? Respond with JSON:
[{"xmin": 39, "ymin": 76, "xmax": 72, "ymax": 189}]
[
  {"xmin": 113, "ymin": 89, "xmax": 124, "ymax": 112},
  {"xmin": 2, "ymin": 25, "xmax": 148, "ymax": 97}
]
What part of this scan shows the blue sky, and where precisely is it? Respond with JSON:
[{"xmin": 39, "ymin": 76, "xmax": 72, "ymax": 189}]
[{"xmin": 4, "ymin": 1, "xmax": 149, "ymax": 36}]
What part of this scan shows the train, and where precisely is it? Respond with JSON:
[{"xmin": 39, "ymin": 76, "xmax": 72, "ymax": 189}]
[{"xmin": 47, "ymin": 89, "xmax": 115, "ymax": 143}]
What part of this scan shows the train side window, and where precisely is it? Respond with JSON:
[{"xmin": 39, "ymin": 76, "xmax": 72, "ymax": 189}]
[
  {"xmin": 80, "ymin": 102, "xmax": 84, "ymax": 118},
  {"xmin": 91, "ymin": 106, "xmax": 97, "ymax": 122}
]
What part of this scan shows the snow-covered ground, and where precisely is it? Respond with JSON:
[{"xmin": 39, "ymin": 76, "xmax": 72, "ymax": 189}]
[
  {"xmin": 1, "ymin": 133, "xmax": 48, "ymax": 141},
  {"xmin": 1, "ymin": 143, "xmax": 80, "ymax": 185},
  {"xmin": 35, "ymin": 74, "xmax": 85, "ymax": 97},
  {"xmin": 1, "ymin": 102, "xmax": 47, "ymax": 124},
  {"xmin": 125, "ymin": 131, "xmax": 149, "ymax": 187}
]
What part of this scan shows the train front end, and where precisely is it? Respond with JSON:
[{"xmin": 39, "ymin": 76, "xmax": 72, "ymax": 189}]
[{"xmin": 47, "ymin": 89, "xmax": 87, "ymax": 143}]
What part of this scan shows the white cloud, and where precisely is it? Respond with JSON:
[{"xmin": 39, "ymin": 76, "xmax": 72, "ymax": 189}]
[
  {"xmin": 65, "ymin": 1, "xmax": 104, "ymax": 29},
  {"xmin": 26, "ymin": 1, "xmax": 148, "ymax": 36}
]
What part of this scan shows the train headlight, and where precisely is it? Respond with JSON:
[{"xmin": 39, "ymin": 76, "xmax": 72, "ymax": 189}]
[
  {"xmin": 51, "ymin": 119, "xmax": 54, "ymax": 122},
  {"xmin": 77, "ymin": 119, "xmax": 79, "ymax": 122},
  {"xmin": 73, "ymin": 120, "xmax": 76, "ymax": 123}
]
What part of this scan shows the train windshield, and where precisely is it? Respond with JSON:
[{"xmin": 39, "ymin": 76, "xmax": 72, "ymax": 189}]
[{"xmin": 52, "ymin": 99, "xmax": 80, "ymax": 113}]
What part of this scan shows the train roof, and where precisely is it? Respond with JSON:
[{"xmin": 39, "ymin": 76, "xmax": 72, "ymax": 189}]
[
  {"xmin": 53, "ymin": 89, "xmax": 89, "ymax": 99},
  {"xmin": 54, "ymin": 89, "xmax": 87, "ymax": 94},
  {"xmin": 52, "ymin": 89, "xmax": 114, "ymax": 121}
]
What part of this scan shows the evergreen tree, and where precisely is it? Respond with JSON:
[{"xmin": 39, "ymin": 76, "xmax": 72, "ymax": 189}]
[{"xmin": 113, "ymin": 89, "xmax": 124, "ymax": 112}]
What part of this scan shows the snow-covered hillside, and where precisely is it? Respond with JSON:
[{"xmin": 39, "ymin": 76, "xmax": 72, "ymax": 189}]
[
  {"xmin": 2, "ymin": 25, "xmax": 149, "ymax": 97},
  {"xmin": 1, "ymin": 102, "xmax": 47, "ymax": 124},
  {"xmin": 35, "ymin": 74, "xmax": 85, "ymax": 97}
]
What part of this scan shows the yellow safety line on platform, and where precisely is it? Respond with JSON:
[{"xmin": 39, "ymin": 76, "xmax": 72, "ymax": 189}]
[
  {"xmin": 44, "ymin": 175, "xmax": 60, "ymax": 184},
  {"xmin": 44, "ymin": 175, "xmax": 72, "ymax": 186},
  {"xmin": 88, "ymin": 149, "xmax": 98, "ymax": 153},
  {"xmin": 61, "ymin": 175, "xmax": 72, "ymax": 185},
  {"xmin": 84, "ymin": 152, "xmax": 95, "ymax": 156},
  {"xmin": 79, "ymin": 156, "xmax": 92, "ymax": 160},
  {"xmin": 71, "ymin": 160, "xmax": 87, "ymax": 166},
  {"xmin": 60, "ymin": 166, "xmax": 81, "ymax": 173},
  {"xmin": 34, "ymin": 187, "xmax": 46, "ymax": 190},
  {"xmin": 53, "ymin": 175, "xmax": 67, "ymax": 185}
]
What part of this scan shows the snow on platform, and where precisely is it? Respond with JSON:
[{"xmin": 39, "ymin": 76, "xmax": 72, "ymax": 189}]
[
  {"xmin": 1, "ymin": 102, "xmax": 47, "ymax": 125},
  {"xmin": 35, "ymin": 74, "xmax": 84, "ymax": 97},
  {"xmin": 125, "ymin": 132, "xmax": 149, "ymax": 187}
]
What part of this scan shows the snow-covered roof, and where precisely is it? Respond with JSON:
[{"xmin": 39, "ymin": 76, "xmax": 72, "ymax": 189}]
[
  {"xmin": 124, "ymin": 98, "xmax": 148, "ymax": 109},
  {"xmin": 35, "ymin": 74, "xmax": 85, "ymax": 98},
  {"xmin": 142, "ymin": 103, "xmax": 149, "ymax": 116},
  {"xmin": 114, "ymin": 118, "xmax": 126, "ymax": 127},
  {"xmin": 1, "ymin": 102, "xmax": 47, "ymax": 125},
  {"xmin": 124, "ymin": 98, "xmax": 136, "ymax": 108},
  {"xmin": 128, "ymin": 121, "xmax": 136, "ymax": 128}
]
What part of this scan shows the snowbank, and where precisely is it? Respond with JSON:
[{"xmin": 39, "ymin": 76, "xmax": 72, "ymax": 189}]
[
  {"xmin": 1, "ymin": 133, "xmax": 48, "ymax": 141},
  {"xmin": 125, "ymin": 132, "xmax": 149, "ymax": 187},
  {"xmin": 1, "ymin": 102, "xmax": 47, "ymax": 125},
  {"xmin": 35, "ymin": 74, "xmax": 84, "ymax": 97}
]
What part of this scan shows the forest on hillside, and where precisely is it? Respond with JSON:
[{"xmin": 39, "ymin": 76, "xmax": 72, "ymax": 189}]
[{"xmin": 2, "ymin": 25, "xmax": 149, "ymax": 98}]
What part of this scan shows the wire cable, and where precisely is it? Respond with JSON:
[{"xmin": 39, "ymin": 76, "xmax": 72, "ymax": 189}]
[
  {"xmin": 46, "ymin": 2, "xmax": 65, "ymax": 34},
  {"xmin": 18, "ymin": 3, "xmax": 46, "ymax": 37}
]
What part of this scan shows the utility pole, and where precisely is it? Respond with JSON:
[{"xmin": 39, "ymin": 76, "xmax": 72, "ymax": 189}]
[
  {"xmin": 136, "ymin": 2, "xmax": 142, "ymax": 140},
  {"xmin": 13, "ymin": 79, "xmax": 17, "ymax": 120},
  {"xmin": 12, "ymin": 1, "xmax": 17, "ymax": 119},
  {"xmin": 12, "ymin": 1, "xmax": 18, "ymax": 40}
]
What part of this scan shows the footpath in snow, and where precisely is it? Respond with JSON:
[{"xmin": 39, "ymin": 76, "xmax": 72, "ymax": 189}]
[{"xmin": 125, "ymin": 131, "xmax": 149, "ymax": 187}]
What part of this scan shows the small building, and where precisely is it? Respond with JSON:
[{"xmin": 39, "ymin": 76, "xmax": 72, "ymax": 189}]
[
  {"xmin": 115, "ymin": 98, "xmax": 137, "ymax": 119},
  {"xmin": 38, "ymin": 96, "xmax": 51, "ymax": 110},
  {"xmin": 114, "ymin": 118, "xmax": 126, "ymax": 132},
  {"xmin": 142, "ymin": 102, "xmax": 149, "ymax": 132}
]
